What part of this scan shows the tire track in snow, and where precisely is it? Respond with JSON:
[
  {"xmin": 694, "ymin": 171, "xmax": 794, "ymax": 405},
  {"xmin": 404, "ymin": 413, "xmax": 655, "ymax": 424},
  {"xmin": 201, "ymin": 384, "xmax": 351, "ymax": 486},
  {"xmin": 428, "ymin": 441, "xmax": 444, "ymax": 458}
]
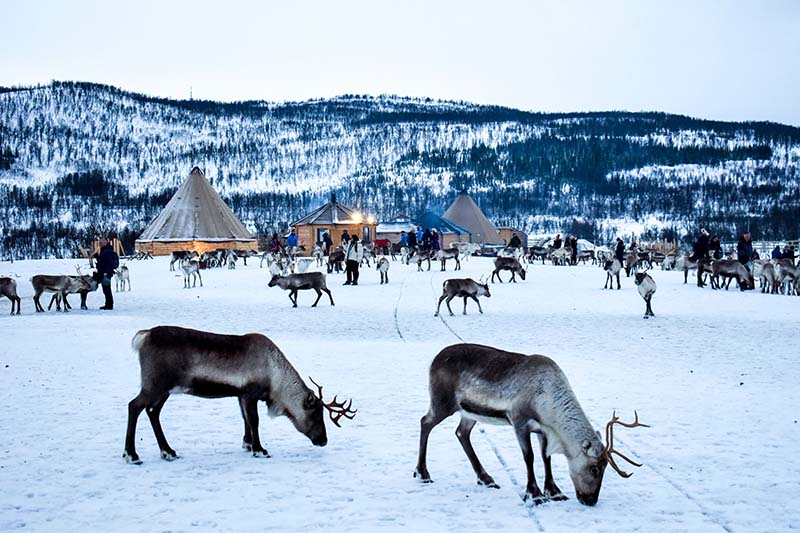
[
  {"xmin": 479, "ymin": 428, "xmax": 545, "ymax": 532},
  {"xmin": 429, "ymin": 274, "xmax": 465, "ymax": 343},
  {"xmin": 393, "ymin": 275, "xmax": 406, "ymax": 343}
]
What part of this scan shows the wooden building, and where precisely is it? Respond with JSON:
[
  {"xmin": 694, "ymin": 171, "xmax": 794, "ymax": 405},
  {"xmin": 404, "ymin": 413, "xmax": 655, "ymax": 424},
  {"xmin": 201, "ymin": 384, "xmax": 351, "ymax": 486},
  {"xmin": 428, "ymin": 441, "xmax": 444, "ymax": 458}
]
[
  {"xmin": 291, "ymin": 194, "xmax": 377, "ymax": 255},
  {"xmin": 135, "ymin": 167, "xmax": 257, "ymax": 256},
  {"xmin": 497, "ymin": 227, "xmax": 528, "ymax": 248}
]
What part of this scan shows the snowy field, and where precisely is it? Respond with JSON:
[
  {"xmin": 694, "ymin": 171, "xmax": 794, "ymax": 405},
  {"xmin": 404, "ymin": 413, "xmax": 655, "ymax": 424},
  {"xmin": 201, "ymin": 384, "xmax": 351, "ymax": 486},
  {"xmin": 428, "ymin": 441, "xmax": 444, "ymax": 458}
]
[{"xmin": 1, "ymin": 253, "xmax": 798, "ymax": 532}]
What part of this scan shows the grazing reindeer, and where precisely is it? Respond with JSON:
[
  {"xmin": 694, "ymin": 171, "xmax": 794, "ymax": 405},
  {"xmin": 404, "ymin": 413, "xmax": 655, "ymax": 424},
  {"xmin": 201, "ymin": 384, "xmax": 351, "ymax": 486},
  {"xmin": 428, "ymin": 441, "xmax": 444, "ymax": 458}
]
[
  {"xmin": 376, "ymin": 257, "xmax": 390, "ymax": 284},
  {"xmin": 436, "ymin": 249, "xmax": 461, "ymax": 271},
  {"xmin": 327, "ymin": 249, "xmax": 345, "ymax": 274},
  {"xmin": 624, "ymin": 252, "xmax": 638, "ymax": 277},
  {"xmin": 115, "ymin": 265, "xmax": 131, "ymax": 291},
  {"xmin": 775, "ymin": 259, "xmax": 798, "ymax": 295},
  {"xmin": 414, "ymin": 344, "xmax": 648, "ymax": 505},
  {"xmin": 434, "ymin": 278, "xmax": 490, "ymax": 317},
  {"xmin": 180, "ymin": 259, "xmax": 202, "ymax": 288},
  {"xmin": 491, "ymin": 257, "xmax": 526, "ymax": 283},
  {"xmin": 675, "ymin": 255, "xmax": 700, "ymax": 284},
  {"xmin": 0, "ymin": 277, "xmax": 21, "ymax": 315},
  {"xmin": 634, "ymin": 272, "xmax": 657, "ymax": 318},
  {"xmin": 170, "ymin": 251, "xmax": 198, "ymax": 271},
  {"xmin": 710, "ymin": 260, "xmax": 752, "ymax": 291},
  {"xmin": 234, "ymin": 249, "xmax": 257, "ymax": 266},
  {"xmin": 268, "ymin": 272, "xmax": 335, "ymax": 308},
  {"xmin": 603, "ymin": 259, "xmax": 622, "ymax": 290},
  {"xmin": 758, "ymin": 262, "xmax": 779, "ymax": 294},
  {"xmin": 123, "ymin": 326, "xmax": 356, "ymax": 464},
  {"xmin": 31, "ymin": 274, "xmax": 93, "ymax": 312}
]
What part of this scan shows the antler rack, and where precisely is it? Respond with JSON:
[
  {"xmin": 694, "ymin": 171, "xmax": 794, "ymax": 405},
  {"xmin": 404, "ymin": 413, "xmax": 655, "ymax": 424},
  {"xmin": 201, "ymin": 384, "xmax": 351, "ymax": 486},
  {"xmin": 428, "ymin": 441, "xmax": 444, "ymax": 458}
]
[
  {"xmin": 309, "ymin": 377, "xmax": 357, "ymax": 427},
  {"xmin": 603, "ymin": 410, "xmax": 650, "ymax": 478}
]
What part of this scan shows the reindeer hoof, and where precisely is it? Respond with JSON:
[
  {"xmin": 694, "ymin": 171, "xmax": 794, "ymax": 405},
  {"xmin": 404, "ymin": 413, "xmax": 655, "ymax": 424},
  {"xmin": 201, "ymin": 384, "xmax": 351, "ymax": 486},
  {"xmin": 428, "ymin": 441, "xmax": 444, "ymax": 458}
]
[
  {"xmin": 242, "ymin": 442, "xmax": 253, "ymax": 452},
  {"xmin": 523, "ymin": 493, "xmax": 548, "ymax": 506},
  {"xmin": 477, "ymin": 473, "xmax": 499, "ymax": 488},
  {"xmin": 123, "ymin": 452, "xmax": 142, "ymax": 465},
  {"xmin": 414, "ymin": 469, "xmax": 433, "ymax": 483},
  {"xmin": 160, "ymin": 450, "xmax": 179, "ymax": 461},
  {"xmin": 252, "ymin": 449, "xmax": 271, "ymax": 458},
  {"xmin": 643, "ymin": 315, "xmax": 649, "ymax": 319}
]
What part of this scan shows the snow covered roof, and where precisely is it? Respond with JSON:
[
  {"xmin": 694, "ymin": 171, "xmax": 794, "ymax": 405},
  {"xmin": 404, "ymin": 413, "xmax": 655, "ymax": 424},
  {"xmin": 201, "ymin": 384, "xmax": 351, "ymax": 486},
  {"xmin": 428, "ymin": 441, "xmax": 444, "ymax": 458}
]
[
  {"xmin": 415, "ymin": 211, "xmax": 471, "ymax": 235},
  {"xmin": 291, "ymin": 194, "xmax": 367, "ymax": 226},
  {"xmin": 137, "ymin": 167, "xmax": 254, "ymax": 242},
  {"xmin": 442, "ymin": 191, "xmax": 502, "ymax": 244}
]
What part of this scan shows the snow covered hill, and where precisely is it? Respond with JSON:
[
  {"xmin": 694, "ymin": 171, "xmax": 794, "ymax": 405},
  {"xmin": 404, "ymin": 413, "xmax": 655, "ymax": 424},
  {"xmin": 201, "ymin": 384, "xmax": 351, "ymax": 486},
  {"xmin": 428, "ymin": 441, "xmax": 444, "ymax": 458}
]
[
  {"xmin": 1, "ymin": 255, "xmax": 797, "ymax": 531},
  {"xmin": 1, "ymin": 81, "xmax": 800, "ymax": 258}
]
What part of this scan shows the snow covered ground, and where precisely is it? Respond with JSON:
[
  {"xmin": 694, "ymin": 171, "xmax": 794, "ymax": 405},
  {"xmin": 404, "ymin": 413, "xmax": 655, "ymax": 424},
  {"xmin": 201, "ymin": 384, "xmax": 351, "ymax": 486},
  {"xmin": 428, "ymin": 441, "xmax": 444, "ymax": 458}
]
[{"xmin": 1, "ymin": 254, "xmax": 798, "ymax": 532}]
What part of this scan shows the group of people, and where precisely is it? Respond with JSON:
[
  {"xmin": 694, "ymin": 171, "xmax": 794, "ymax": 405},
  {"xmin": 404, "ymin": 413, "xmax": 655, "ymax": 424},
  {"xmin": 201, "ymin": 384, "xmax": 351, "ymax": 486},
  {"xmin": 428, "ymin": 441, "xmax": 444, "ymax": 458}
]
[
  {"xmin": 690, "ymin": 228, "xmax": 796, "ymax": 270},
  {"xmin": 399, "ymin": 227, "xmax": 441, "ymax": 252},
  {"xmin": 552, "ymin": 233, "xmax": 579, "ymax": 265}
]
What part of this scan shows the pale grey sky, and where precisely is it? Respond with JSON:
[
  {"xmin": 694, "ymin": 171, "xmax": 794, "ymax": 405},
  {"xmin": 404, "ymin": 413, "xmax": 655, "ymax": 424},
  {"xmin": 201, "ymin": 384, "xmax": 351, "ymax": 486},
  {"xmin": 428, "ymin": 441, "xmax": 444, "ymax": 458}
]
[{"xmin": 2, "ymin": 0, "xmax": 799, "ymax": 125}]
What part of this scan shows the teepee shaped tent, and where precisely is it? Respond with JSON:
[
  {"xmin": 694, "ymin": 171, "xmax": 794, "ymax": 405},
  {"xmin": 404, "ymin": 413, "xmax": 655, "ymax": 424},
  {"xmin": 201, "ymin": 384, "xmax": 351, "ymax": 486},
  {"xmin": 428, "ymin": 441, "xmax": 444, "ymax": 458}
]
[
  {"xmin": 135, "ymin": 167, "xmax": 257, "ymax": 255},
  {"xmin": 442, "ymin": 191, "xmax": 502, "ymax": 244}
]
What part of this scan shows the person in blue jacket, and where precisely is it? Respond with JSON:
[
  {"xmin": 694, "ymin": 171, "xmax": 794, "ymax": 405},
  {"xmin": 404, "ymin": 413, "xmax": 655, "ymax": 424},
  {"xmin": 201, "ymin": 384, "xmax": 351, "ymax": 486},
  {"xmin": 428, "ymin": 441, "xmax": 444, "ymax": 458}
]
[
  {"xmin": 400, "ymin": 231, "xmax": 408, "ymax": 246},
  {"xmin": 95, "ymin": 235, "xmax": 119, "ymax": 310},
  {"xmin": 287, "ymin": 229, "xmax": 298, "ymax": 248},
  {"xmin": 772, "ymin": 245, "xmax": 782, "ymax": 260}
]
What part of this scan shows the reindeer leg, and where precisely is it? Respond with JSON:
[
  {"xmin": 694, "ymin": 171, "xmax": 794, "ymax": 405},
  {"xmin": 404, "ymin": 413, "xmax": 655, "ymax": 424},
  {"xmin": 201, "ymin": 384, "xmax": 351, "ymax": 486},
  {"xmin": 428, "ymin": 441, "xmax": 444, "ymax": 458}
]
[
  {"xmin": 145, "ymin": 394, "xmax": 178, "ymax": 461},
  {"xmin": 243, "ymin": 396, "xmax": 270, "ymax": 458},
  {"xmin": 289, "ymin": 290, "xmax": 298, "ymax": 308},
  {"xmin": 537, "ymin": 433, "xmax": 567, "ymax": 501},
  {"xmin": 616, "ymin": 272, "xmax": 621, "ymax": 290},
  {"xmin": 470, "ymin": 294, "xmax": 484, "ymax": 314},
  {"xmin": 239, "ymin": 397, "xmax": 253, "ymax": 451},
  {"xmin": 312, "ymin": 288, "xmax": 322, "ymax": 307},
  {"xmin": 456, "ymin": 417, "xmax": 498, "ymax": 488},
  {"xmin": 514, "ymin": 423, "xmax": 546, "ymax": 505},
  {"xmin": 124, "ymin": 391, "xmax": 156, "ymax": 464},
  {"xmin": 434, "ymin": 295, "xmax": 446, "ymax": 317},
  {"xmin": 647, "ymin": 295, "xmax": 655, "ymax": 317},
  {"xmin": 462, "ymin": 296, "xmax": 468, "ymax": 315},
  {"xmin": 445, "ymin": 295, "xmax": 456, "ymax": 316},
  {"xmin": 197, "ymin": 271, "xmax": 203, "ymax": 287},
  {"xmin": 455, "ymin": 258, "xmax": 461, "ymax": 271},
  {"xmin": 415, "ymin": 402, "xmax": 455, "ymax": 482}
]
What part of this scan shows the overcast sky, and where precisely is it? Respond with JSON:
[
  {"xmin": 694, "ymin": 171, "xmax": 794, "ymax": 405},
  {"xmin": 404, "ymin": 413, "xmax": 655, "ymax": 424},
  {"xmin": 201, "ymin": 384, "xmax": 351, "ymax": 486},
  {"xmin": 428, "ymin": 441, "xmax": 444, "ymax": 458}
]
[{"xmin": 2, "ymin": 0, "xmax": 798, "ymax": 125}]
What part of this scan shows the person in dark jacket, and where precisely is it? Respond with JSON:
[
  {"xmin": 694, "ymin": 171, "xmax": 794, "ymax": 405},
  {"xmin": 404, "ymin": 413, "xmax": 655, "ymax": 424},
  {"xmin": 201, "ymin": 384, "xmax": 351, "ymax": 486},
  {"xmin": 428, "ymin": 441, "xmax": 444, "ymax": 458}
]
[
  {"xmin": 95, "ymin": 236, "xmax": 119, "ymax": 310},
  {"xmin": 322, "ymin": 231, "xmax": 333, "ymax": 255},
  {"xmin": 509, "ymin": 233, "xmax": 522, "ymax": 248},
  {"xmin": 422, "ymin": 228, "xmax": 432, "ymax": 250},
  {"xmin": 709, "ymin": 235, "xmax": 723, "ymax": 260},
  {"xmin": 407, "ymin": 229, "xmax": 417, "ymax": 249},
  {"xmin": 781, "ymin": 245, "xmax": 796, "ymax": 265},
  {"xmin": 270, "ymin": 232, "xmax": 282, "ymax": 253},
  {"xmin": 737, "ymin": 232, "xmax": 754, "ymax": 267},
  {"xmin": 341, "ymin": 230, "xmax": 351, "ymax": 245},
  {"xmin": 568, "ymin": 235, "xmax": 578, "ymax": 265},
  {"xmin": 431, "ymin": 230, "xmax": 440, "ymax": 252},
  {"xmin": 690, "ymin": 228, "xmax": 710, "ymax": 262},
  {"xmin": 614, "ymin": 238, "xmax": 625, "ymax": 264},
  {"xmin": 553, "ymin": 234, "xmax": 563, "ymax": 249},
  {"xmin": 772, "ymin": 245, "xmax": 782, "ymax": 260}
]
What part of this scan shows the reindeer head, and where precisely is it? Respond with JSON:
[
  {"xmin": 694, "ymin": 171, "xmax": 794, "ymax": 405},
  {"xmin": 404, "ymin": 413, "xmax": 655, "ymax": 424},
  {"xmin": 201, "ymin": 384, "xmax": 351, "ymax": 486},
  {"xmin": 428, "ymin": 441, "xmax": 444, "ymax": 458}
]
[
  {"xmin": 267, "ymin": 275, "xmax": 280, "ymax": 287},
  {"xmin": 568, "ymin": 411, "xmax": 649, "ymax": 506},
  {"xmin": 634, "ymin": 271, "xmax": 648, "ymax": 285},
  {"xmin": 303, "ymin": 377, "xmax": 357, "ymax": 446}
]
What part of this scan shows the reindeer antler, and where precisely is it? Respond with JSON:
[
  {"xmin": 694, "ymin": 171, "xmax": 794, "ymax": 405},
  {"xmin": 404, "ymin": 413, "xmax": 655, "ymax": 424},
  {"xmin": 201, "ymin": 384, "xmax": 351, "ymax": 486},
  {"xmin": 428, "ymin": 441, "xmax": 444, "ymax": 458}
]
[
  {"xmin": 308, "ymin": 377, "xmax": 357, "ymax": 427},
  {"xmin": 603, "ymin": 410, "xmax": 650, "ymax": 478}
]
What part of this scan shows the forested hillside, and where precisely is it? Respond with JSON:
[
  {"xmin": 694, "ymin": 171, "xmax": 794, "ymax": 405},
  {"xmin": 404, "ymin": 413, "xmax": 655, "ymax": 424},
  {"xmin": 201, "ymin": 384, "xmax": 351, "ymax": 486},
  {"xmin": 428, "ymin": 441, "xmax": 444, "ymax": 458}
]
[{"xmin": 1, "ymin": 81, "xmax": 798, "ymax": 258}]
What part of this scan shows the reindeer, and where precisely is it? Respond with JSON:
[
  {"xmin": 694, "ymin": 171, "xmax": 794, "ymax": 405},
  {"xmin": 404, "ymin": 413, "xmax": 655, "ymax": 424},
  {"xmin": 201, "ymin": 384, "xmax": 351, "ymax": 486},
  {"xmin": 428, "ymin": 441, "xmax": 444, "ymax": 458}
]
[
  {"xmin": 45, "ymin": 267, "xmax": 100, "ymax": 311},
  {"xmin": 327, "ymin": 249, "xmax": 345, "ymax": 274},
  {"xmin": 710, "ymin": 260, "xmax": 753, "ymax": 291},
  {"xmin": 550, "ymin": 247, "xmax": 570, "ymax": 266},
  {"xmin": 0, "ymin": 277, "xmax": 21, "ymax": 315},
  {"xmin": 31, "ymin": 274, "xmax": 93, "ymax": 312},
  {"xmin": 115, "ymin": 265, "xmax": 131, "ymax": 291},
  {"xmin": 268, "ymin": 272, "xmax": 335, "ymax": 308},
  {"xmin": 414, "ymin": 344, "xmax": 648, "ymax": 505},
  {"xmin": 758, "ymin": 261, "xmax": 779, "ymax": 294},
  {"xmin": 434, "ymin": 278, "xmax": 490, "ymax": 317},
  {"xmin": 491, "ymin": 257, "xmax": 526, "ymax": 283},
  {"xmin": 436, "ymin": 249, "xmax": 461, "ymax": 271},
  {"xmin": 180, "ymin": 259, "xmax": 202, "ymax": 288},
  {"xmin": 376, "ymin": 257, "xmax": 390, "ymax": 284},
  {"xmin": 234, "ymin": 249, "xmax": 257, "ymax": 266},
  {"xmin": 225, "ymin": 249, "xmax": 238, "ymax": 269},
  {"xmin": 624, "ymin": 252, "xmax": 639, "ymax": 277},
  {"xmin": 293, "ymin": 257, "xmax": 315, "ymax": 274},
  {"xmin": 675, "ymin": 255, "xmax": 700, "ymax": 284},
  {"xmin": 603, "ymin": 259, "xmax": 622, "ymax": 290},
  {"xmin": 634, "ymin": 272, "xmax": 657, "ymax": 318},
  {"xmin": 526, "ymin": 245, "xmax": 552, "ymax": 264},
  {"xmin": 775, "ymin": 259, "xmax": 798, "ymax": 295},
  {"xmin": 169, "ymin": 251, "xmax": 198, "ymax": 271},
  {"xmin": 416, "ymin": 249, "xmax": 433, "ymax": 272},
  {"xmin": 123, "ymin": 326, "xmax": 356, "ymax": 464},
  {"xmin": 312, "ymin": 245, "xmax": 325, "ymax": 267}
]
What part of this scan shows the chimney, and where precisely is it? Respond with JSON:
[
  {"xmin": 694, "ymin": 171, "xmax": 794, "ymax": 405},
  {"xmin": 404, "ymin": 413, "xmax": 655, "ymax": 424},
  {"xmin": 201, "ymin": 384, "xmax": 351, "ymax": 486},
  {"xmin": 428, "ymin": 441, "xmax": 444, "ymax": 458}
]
[{"xmin": 331, "ymin": 192, "xmax": 337, "ymax": 204}]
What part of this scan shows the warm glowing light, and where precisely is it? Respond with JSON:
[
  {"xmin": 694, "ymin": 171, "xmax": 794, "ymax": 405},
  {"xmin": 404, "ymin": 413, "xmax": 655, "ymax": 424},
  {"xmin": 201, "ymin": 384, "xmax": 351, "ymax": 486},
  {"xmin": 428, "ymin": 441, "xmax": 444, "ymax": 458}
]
[
  {"xmin": 351, "ymin": 211, "xmax": 363, "ymax": 223},
  {"xmin": 367, "ymin": 215, "xmax": 375, "ymax": 224}
]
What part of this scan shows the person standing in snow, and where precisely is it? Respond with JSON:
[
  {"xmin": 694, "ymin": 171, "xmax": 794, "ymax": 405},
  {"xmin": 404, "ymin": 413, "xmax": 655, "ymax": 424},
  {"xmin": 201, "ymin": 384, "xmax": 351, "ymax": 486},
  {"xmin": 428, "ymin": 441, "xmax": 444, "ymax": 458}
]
[
  {"xmin": 737, "ymin": 231, "xmax": 754, "ymax": 268},
  {"xmin": 690, "ymin": 228, "xmax": 710, "ymax": 262},
  {"xmin": 287, "ymin": 229, "xmax": 298, "ymax": 248},
  {"xmin": 400, "ymin": 231, "xmax": 408, "ymax": 247},
  {"xmin": 407, "ymin": 229, "xmax": 417, "ymax": 249},
  {"xmin": 341, "ymin": 230, "xmax": 351, "ymax": 246},
  {"xmin": 614, "ymin": 238, "xmax": 625, "ymax": 264},
  {"xmin": 772, "ymin": 245, "xmax": 782, "ymax": 260},
  {"xmin": 709, "ymin": 235, "xmax": 723, "ymax": 260},
  {"xmin": 553, "ymin": 234, "xmax": 563, "ymax": 249},
  {"xmin": 431, "ymin": 230, "xmax": 440, "ymax": 252},
  {"xmin": 422, "ymin": 228, "xmax": 432, "ymax": 250},
  {"xmin": 344, "ymin": 234, "xmax": 364, "ymax": 285},
  {"xmin": 94, "ymin": 235, "xmax": 119, "ymax": 310},
  {"xmin": 322, "ymin": 231, "xmax": 333, "ymax": 256}
]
